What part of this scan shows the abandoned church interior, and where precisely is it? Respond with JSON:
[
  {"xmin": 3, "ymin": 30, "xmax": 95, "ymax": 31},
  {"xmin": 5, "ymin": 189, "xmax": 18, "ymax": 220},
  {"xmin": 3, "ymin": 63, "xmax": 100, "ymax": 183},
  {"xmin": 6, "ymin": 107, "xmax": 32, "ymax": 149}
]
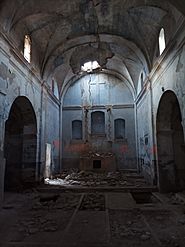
[{"xmin": 1, "ymin": 0, "xmax": 185, "ymax": 246}]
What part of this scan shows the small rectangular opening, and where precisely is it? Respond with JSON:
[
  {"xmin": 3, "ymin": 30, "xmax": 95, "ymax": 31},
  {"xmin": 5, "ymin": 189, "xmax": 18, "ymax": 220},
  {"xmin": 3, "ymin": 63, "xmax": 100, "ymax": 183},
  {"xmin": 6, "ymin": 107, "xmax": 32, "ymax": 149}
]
[
  {"xmin": 93, "ymin": 160, "xmax": 101, "ymax": 169},
  {"xmin": 131, "ymin": 192, "xmax": 153, "ymax": 204}
]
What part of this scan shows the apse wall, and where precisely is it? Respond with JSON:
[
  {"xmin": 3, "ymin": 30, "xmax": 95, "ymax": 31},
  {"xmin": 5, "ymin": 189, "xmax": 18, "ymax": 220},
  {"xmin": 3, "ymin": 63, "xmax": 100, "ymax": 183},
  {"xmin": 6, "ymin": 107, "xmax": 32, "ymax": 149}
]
[{"xmin": 62, "ymin": 73, "xmax": 137, "ymax": 170}]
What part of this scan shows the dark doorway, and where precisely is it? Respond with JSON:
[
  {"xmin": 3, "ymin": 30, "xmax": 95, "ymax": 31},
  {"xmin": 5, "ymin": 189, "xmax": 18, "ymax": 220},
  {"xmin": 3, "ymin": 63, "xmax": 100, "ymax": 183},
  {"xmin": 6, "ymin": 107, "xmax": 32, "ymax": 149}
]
[
  {"xmin": 93, "ymin": 160, "xmax": 101, "ymax": 169},
  {"xmin": 4, "ymin": 97, "xmax": 37, "ymax": 191},
  {"xmin": 156, "ymin": 91, "xmax": 185, "ymax": 192}
]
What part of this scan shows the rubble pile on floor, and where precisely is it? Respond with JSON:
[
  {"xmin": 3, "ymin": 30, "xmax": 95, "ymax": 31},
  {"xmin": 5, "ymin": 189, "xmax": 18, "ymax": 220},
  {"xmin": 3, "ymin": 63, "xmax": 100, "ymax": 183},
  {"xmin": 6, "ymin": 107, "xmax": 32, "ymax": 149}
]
[
  {"xmin": 12, "ymin": 193, "xmax": 81, "ymax": 237},
  {"xmin": 45, "ymin": 170, "xmax": 147, "ymax": 187},
  {"xmin": 82, "ymin": 151, "xmax": 114, "ymax": 159},
  {"xmin": 111, "ymin": 215, "xmax": 152, "ymax": 241},
  {"xmin": 31, "ymin": 193, "xmax": 80, "ymax": 211}
]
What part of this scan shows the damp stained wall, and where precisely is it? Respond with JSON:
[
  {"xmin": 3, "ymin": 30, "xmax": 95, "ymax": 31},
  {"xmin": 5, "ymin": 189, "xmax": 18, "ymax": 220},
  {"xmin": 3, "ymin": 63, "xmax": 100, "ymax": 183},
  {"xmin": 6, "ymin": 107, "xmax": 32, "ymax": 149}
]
[
  {"xmin": 62, "ymin": 73, "xmax": 137, "ymax": 170},
  {"xmin": 0, "ymin": 35, "xmax": 60, "ymax": 184},
  {"xmin": 136, "ymin": 26, "xmax": 185, "ymax": 185}
]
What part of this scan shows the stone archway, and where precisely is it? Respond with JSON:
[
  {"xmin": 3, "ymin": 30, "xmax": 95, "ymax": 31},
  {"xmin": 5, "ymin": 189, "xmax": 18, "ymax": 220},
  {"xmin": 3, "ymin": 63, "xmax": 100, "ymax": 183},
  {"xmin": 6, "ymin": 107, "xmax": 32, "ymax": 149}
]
[
  {"xmin": 156, "ymin": 91, "xmax": 185, "ymax": 192},
  {"xmin": 4, "ymin": 96, "xmax": 37, "ymax": 191}
]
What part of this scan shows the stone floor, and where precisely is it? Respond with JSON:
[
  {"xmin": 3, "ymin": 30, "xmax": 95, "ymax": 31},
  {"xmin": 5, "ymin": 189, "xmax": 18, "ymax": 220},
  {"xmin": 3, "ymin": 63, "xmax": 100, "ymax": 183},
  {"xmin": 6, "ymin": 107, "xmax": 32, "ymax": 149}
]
[{"xmin": 1, "ymin": 174, "xmax": 185, "ymax": 247}]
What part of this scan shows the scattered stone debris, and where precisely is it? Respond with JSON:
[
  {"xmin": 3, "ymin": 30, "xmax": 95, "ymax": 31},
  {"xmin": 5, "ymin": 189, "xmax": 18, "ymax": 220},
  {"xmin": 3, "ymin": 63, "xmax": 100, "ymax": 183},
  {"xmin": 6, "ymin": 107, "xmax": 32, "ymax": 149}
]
[
  {"xmin": 166, "ymin": 193, "xmax": 185, "ymax": 205},
  {"xmin": 12, "ymin": 193, "xmax": 80, "ymax": 237},
  {"xmin": 17, "ymin": 216, "xmax": 58, "ymax": 235},
  {"xmin": 80, "ymin": 193, "xmax": 105, "ymax": 211},
  {"xmin": 31, "ymin": 193, "xmax": 80, "ymax": 211},
  {"xmin": 110, "ymin": 210, "xmax": 153, "ymax": 243},
  {"xmin": 140, "ymin": 232, "xmax": 151, "ymax": 241},
  {"xmin": 2, "ymin": 191, "xmax": 185, "ymax": 246},
  {"xmin": 82, "ymin": 151, "xmax": 114, "ymax": 159},
  {"xmin": 45, "ymin": 170, "xmax": 147, "ymax": 188}
]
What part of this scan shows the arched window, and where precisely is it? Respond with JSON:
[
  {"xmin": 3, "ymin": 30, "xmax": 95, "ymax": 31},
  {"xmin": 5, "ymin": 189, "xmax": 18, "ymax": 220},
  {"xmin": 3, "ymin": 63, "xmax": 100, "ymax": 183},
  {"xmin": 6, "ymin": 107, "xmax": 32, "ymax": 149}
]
[
  {"xmin": 72, "ymin": 120, "xmax": 82, "ymax": 140},
  {"xmin": 159, "ymin": 28, "xmax": 166, "ymax": 55},
  {"xmin": 91, "ymin": 111, "xmax": 105, "ymax": 135},
  {"xmin": 141, "ymin": 72, "xmax": 144, "ymax": 87},
  {"xmin": 114, "ymin": 119, "xmax": 125, "ymax": 139},
  {"xmin": 24, "ymin": 35, "xmax": 31, "ymax": 63}
]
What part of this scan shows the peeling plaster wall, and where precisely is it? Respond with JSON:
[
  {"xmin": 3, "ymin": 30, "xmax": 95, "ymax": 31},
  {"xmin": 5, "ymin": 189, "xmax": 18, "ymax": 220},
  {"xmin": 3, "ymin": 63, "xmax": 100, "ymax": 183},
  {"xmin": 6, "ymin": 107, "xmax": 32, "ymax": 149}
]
[
  {"xmin": 44, "ymin": 96, "xmax": 60, "ymax": 174},
  {"xmin": 137, "ymin": 27, "xmax": 185, "ymax": 186},
  {"xmin": 137, "ymin": 89, "xmax": 155, "ymax": 183},
  {"xmin": 0, "ymin": 35, "xmax": 60, "ymax": 188},
  {"xmin": 62, "ymin": 73, "xmax": 137, "ymax": 170}
]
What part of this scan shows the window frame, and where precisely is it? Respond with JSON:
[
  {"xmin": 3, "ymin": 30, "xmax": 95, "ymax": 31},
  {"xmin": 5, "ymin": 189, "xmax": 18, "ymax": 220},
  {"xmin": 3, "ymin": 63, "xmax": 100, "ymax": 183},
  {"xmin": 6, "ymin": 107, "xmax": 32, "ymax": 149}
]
[
  {"xmin": 91, "ymin": 111, "xmax": 105, "ymax": 136},
  {"xmin": 23, "ymin": 35, "xmax": 31, "ymax": 63},
  {"xmin": 159, "ymin": 28, "xmax": 166, "ymax": 55},
  {"xmin": 114, "ymin": 118, "xmax": 126, "ymax": 141},
  {"xmin": 72, "ymin": 120, "xmax": 83, "ymax": 140}
]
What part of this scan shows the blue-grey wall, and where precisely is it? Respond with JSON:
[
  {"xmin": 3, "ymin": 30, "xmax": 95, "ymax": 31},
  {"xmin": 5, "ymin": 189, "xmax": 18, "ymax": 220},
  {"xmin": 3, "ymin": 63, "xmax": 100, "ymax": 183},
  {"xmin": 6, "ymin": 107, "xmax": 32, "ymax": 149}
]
[{"xmin": 62, "ymin": 73, "xmax": 137, "ymax": 170}]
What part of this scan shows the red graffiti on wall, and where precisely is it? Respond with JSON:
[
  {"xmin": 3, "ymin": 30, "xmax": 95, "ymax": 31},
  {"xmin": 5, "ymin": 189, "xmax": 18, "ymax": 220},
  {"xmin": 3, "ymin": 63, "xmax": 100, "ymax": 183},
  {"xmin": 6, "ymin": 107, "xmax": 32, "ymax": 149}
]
[
  {"xmin": 120, "ymin": 144, "xmax": 129, "ymax": 154},
  {"xmin": 65, "ymin": 143, "xmax": 89, "ymax": 153},
  {"xmin": 53, "ymin": 140, "xmax": 60, "ymax": 150},
  {"xmin": 150, "ymin": 145, "xmax": 157, "ymax": 155}
]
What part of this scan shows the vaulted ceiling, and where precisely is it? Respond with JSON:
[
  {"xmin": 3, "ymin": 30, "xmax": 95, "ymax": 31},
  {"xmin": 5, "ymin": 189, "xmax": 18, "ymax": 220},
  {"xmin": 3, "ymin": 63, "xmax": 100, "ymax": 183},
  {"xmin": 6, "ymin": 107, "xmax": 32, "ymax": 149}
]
[{"xmin": 0, "ymin": 0, "xmax": 184, "ymax": 96}]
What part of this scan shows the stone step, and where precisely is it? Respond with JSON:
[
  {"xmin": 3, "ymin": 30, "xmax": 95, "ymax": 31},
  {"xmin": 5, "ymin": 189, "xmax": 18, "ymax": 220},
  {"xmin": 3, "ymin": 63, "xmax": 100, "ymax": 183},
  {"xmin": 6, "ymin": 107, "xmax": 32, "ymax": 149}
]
[{"xmin": 37, "ymin": 185, "xmax": 158, "ymax": 194}]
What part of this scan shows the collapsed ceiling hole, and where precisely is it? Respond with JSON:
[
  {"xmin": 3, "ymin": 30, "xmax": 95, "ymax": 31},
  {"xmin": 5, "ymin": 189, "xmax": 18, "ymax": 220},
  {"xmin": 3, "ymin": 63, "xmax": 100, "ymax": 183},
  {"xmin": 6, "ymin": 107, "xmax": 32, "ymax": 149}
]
[{"xmin": 81, "ymin": 61, "xmax": 100, "ymax": 73}]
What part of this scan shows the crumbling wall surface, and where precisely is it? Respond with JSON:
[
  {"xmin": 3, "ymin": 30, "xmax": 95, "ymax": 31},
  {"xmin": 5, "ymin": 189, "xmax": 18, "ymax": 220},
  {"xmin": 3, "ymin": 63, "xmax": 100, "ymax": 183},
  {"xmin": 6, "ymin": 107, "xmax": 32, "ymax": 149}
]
[
  {"xmin": 137, "ymin": 27, "xmax": 185, "ymax": 187},
  {"xmin": 0, "ymin": 35, "xmax": 60, "ymax": 195},
  {"xmin": 62, "ymin": 73, "xmax": 137, "ymax": 170},
  {"xmin": 43, "ymin": 96, "xmax": 60, "ymax": 174},
  {"xmin": 136, "ymin": 90, "xmax": 154, "ymax": 183}
]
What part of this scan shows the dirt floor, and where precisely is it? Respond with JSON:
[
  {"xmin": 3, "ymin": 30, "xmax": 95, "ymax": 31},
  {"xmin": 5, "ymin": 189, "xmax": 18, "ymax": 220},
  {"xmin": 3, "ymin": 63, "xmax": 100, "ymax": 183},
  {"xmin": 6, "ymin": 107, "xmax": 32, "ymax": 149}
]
[{"xmin": 1, "ymin": 172, "xmax": 185, "ymax": 247}]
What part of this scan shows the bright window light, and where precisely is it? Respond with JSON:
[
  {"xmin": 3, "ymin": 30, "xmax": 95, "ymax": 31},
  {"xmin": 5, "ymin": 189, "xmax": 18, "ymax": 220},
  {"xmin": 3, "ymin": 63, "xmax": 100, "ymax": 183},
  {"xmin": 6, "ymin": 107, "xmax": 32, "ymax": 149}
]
[
  {"xmin": 24, "ymin": 35, "xmax": 31, "ymax": 63},
  {"xmin": 81, "ymin": 60, "xmax": 100, "ymax": 72},
  {"xmin": 159, "ymin": 28, "xmax": 166, "ymax": 55}
]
